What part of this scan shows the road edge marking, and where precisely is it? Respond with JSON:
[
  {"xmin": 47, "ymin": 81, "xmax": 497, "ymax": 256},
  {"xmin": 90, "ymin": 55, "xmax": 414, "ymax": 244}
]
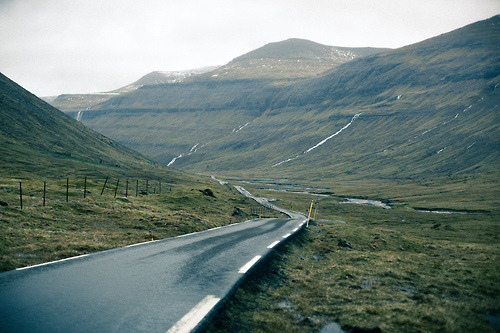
[
  {"xmin": 15, "ymin": 254, "xmax": 89, "ymax": 271},
  {"xmin": 238, "ymin": 255, "xmax": 262, "ymax": 274},
  {"xmin": 267, "ymin": 241, "xmax": 280, "ymax": 249},
  {"xmin": 167, "ymin": 295, "xmax": 220, "ymax": 333}
]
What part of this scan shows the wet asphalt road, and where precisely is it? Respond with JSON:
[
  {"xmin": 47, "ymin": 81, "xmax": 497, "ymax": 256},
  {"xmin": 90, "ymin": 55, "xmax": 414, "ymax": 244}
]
[{"xmin": 0, "ymin": 209, "xmax": 306, "ymax": 332}]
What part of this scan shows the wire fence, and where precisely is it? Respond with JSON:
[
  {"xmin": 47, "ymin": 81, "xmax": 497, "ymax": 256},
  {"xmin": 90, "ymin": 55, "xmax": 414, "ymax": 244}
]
[
  {"xmin": 0, "ymin": 176, "xmax": 171, "ymax": 209},
  {"xmin": 0, "ymin": 177, "xmax": 285, "ymax": 221}
]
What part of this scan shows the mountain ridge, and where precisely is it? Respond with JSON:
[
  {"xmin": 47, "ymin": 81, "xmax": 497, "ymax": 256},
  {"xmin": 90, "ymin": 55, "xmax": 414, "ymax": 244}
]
[
  {"xmin": 44, "ymin": 66, "xmax": 219, "ymax": 113},
  {"xmin": 0, "ymin": 72, "xmax": 170, "ymax": 178},
  {"xmin": 195, "ymin": 38, "xmax": 389, "ymax": 80},
  {"xmin": 45, "ymin": 39, "xmax": 389, "ymax": 112},
  {"xmin": 233, "ymin": 38, "xmax": 388, "ymax": 61},
  {"xmin": 45, "ymin": 16, "xmax": 499, "ymax": 188}
]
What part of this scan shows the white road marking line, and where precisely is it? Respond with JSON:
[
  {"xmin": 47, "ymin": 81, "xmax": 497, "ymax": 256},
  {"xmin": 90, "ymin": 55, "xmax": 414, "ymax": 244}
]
[
  {"xmin": 267, "ymin": 241, "xmax": 280, "ymax": 249},
  {"xmin": 282, "ymin": 233, "xmax": 291, "ymax": 239},
  {"xmin": 15, "ymin": 218, "xmax": 258, "ymax": 271},
  {"xmin": 238, "ymin": 255, "xmax": 262, "ymax": 274},
  {"xmin": 293, "ymin": 228, "xmax": 299, "ymax": 232},
  {"xmin": 167, "ymin": 295, "xmax": 220, "ymax": 333},
  {"xmin": 176, "ymin": 231, "xmax": 198, "ymax": 238},
  {"xmin": 125, "ymin": 241, "xmax": 150, "ymax": 248},
  {"xmin": 16, "ymin": 254, "xmax": 89, "ymax": 271}
]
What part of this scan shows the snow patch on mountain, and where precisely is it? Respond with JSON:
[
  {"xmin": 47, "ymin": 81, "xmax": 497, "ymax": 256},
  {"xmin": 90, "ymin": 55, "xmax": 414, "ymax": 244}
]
[
  {"xmin": 272, "ymin": 155, "xmax": 300, "ymax": 167},
  {"xmin": 436, "ymin": 147, "xmax": 447, "ymax": 154},
  {"xmin": 272, "ymin": 113, "xmax": 361, "ymax": 167},
  {"xmin": 233, "ymin": 122, "xmax": 251, "ymax": 133},
  {"xmin": 467, "ymin": 142, "xmax": 477, "ymax": 150},
  {"xmin": 167, "ymin": 154, "xmax": 183, "ymax": 166},
  {"xmin": 168, "ymin": 120, "xmax": 256, "ymax": 166},
  {"xmin": 304, "ymin": 113, "xmax": 361, "ymax": 154},
  {"xmin": 412, "ymin": 97, "xmax": 484, "ymax": 141},
  {"xmin": 189, "ymin": 143, "xmax": 200, "ymax": 153},
  {"xmin": 167, "ymin": 142, "xmax": 207, "ymax": 166}
]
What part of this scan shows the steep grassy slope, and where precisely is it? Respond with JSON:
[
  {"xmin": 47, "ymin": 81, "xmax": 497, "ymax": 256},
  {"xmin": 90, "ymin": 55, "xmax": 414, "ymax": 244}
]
[
  {"xmin": 0, "ymin": 72, "xmax": 171, "ymax": 179},
  {"xmin": 66, "ymin": 40, "xmax": 388, "ymax": 165},
  {"xmin": 70, "ymin": 17, "xmax": 498, "ymax": 199},
  {"xmin": 76, "ymin": 79, "xmax": 281, "ymax": 164},
  {"xmin": 48, "ymin": 39, "xmax": 388, "ymax": 165},
  {"xmin": 222, "ymin": 15, "xmax": 500, "ymax": 181},
  {"xmin": 0, "ymin": 73, "xmax": 271, "ymax": 271}
]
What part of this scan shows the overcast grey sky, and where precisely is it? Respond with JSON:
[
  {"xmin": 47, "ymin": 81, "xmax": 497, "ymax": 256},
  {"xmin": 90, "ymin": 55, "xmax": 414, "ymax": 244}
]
[{"xmin": 1, "ymin": 0, "xmax": 498, "ymax": 97}]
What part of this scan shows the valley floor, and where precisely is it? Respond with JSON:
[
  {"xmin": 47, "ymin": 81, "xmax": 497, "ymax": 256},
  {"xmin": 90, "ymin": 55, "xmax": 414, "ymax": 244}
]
[
  {"xmin": 206, "ymin": 184, "xmax": 499, "ymax": 332},
  {"xmin": 0, "ymin": 175, "xmax": 283, "ymax": 272},
  {"xmin": 1, "ymin": 174, "xmax": 498, "ymax": 332}
]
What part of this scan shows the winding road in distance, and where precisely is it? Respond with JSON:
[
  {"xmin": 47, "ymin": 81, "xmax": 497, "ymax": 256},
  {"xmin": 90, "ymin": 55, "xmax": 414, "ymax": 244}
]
[{"xmin": 0, "ymin": 187, "xmax": 306, "ymax": 332}]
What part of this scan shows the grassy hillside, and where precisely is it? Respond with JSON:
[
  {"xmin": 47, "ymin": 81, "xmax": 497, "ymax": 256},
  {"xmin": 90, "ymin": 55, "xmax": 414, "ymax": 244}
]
[
  {"xmin": 0, "ymin": 174, "xmax": 282, "ymax": 272},
  {"xmin": 208, "ymin": 186, "xmax": 499, "ymax": 332},
  {"xmin": 0, "ymin": 72, "xmax": 276, "ymax": 271},
  {"xmin": 46, "ymin": 39, "xmax": 389, "ymax": 166},
  {"xmin": 181, "ymin": 16, "xmax": 499, "ymax": 180},
  {"xmin": 45, "ymin": 39, "xmax": 383, "ymax": 113},
  {"xmin": 72, "ymin": 17, "xmax": 498, "ymax": 191},
  {"xmin": 0, "ymin": 72, "xmax": 166, "ymax": 178},
  {"xmin": 40, "ymin": 17, "xmax": 499, "ymax": 215}
]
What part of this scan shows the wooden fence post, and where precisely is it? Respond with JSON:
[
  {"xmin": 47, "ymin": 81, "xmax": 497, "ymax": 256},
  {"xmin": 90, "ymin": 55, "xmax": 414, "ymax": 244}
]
[
  {"xmin": 114, "ymin": 179, "xmax": 119, "ymax": 198},
  {"xmin": 43, "ymin": 181, "xmax": 46, "ymax": 206},
  {"xmin": 101, "ymin": 177, "xmax": 108, "ymax": 195},
  {"xmin": 125, "ymin": 179, "xmax": 129, "ymax": 198},
  {"xmin": 66, "ymin": 178, "xmax": 69, "ymax": 202},
  {"xmin": 84, "ymin": 177, "xmax": 87, "ymax": 198},
  {"xmin": 19, "ymin": 182, "xmax": 23, "ymax": 209},
  {"xmin": 136, "ymin": 179, "xmax": 139, "ymax": 197}
]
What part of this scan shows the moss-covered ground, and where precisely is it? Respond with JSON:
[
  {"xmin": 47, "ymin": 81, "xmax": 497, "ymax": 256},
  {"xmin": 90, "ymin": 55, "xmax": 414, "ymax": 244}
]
[
  {"xmin": 208, "ymin": 183, "xmax": 499, "ymax": 332},
  {"xmin": 0, "ymin": 175, "xmax": 284, "ymax": 272}
]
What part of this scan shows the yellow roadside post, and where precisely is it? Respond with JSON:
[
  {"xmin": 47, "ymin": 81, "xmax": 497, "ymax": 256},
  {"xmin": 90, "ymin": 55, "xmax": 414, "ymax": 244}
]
[
  {"xmin": 313, "ymin": 206, "xmax": 318, "ymax": 220},
  {"xmin": 306, "ymin": 200, "xmax": 314, "ymax": 227}
]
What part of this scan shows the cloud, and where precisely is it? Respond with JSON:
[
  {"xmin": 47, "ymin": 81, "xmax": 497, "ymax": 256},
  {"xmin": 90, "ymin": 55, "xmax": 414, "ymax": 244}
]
[{"xmin": 0, "ymin": 0, "xmax": 498, "ymax": 96}]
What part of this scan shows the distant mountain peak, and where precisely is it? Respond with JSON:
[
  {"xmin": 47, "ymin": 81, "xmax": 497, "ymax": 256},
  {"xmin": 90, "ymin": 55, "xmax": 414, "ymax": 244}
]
[
  {"xmin": 118, "ymin": 66, "xmax": 220, "ymax": 92},
  {"xmin": 69, "ymin": 16, "xmax": 499, "ymax": 183},
  {"xmin": 45, "ymin": 66, "xmax": 219, "ymax": 112},
  {"xmin": 205, "ymin": 38, "xmax": 389, "ymax": 80},
  {"xmin": 234, "ymin": 38, "xmax": 332, "ymax": 61}
]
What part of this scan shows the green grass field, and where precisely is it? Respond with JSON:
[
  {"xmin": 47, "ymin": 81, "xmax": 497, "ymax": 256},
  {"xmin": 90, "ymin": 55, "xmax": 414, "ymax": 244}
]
[
  {"xmin": 0, "ymin": 175, "xmax": 285, "ymax": 272},
  {"xmin": 207, "ymin": 182, "xmax": 499, "ymax": 332},
  {"xmin": 1, "ymin": 170, "xmax": 498, "ymax": 331}
]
